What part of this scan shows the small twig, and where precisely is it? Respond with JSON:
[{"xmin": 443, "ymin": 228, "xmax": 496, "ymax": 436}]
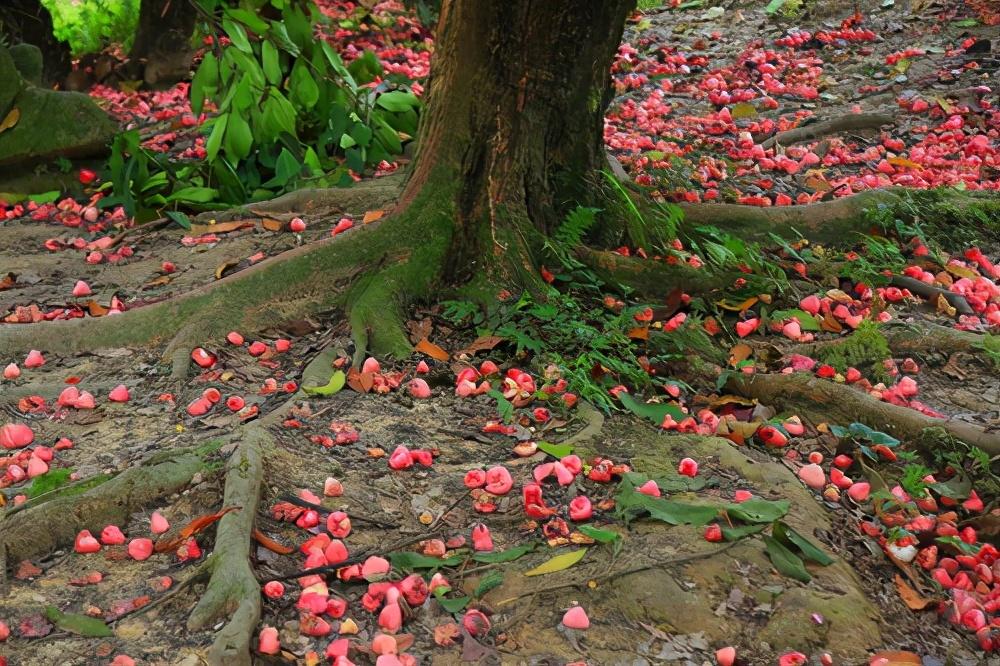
[
  {"xmin": 109, "ymin": 565, "xmax": 207, "ymax": 625},
  {"xmin": 276, "ymin": 494, "xmax": 397, "ymax": 529},
  {"xmin": 428, "ymin": 490, "xmax": 469, "ymax": 531}
]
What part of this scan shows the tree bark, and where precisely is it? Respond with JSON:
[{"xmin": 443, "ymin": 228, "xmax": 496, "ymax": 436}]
[
  {"xmin": 400, "ymin": 0, "xmax": 636, "ymax": 284},
  {"xmin": 129, "ymin": 0, "xmax": 197, "ymax": 86},
  {"xmin": 0, "ymin": 0, "xmax": 72, "ymax": 84}
]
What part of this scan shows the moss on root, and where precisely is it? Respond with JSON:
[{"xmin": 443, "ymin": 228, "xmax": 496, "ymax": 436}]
[{"xmin": 816, "ymin": 320, "xmax": 891, "ymax": 382}]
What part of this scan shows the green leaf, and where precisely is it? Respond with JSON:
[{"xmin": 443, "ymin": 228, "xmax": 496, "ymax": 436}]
[
  {"xmin": 616, "ymin": 483, "xmax": 718, "ymax": 525},
  {"xmin": 165, "ymin": 211, "xmax": 192, "ymax": 230},
  {"xmin": 773, "ymin": 521, "xmax": 834, "ymax": 566},
  {"xmin": 389, "ymin": 551, "xmax": 464, "ymax": 570},
  {"xmin": 224, "ymin": 112, "xmax": 253, "ymax": 161},
  {"xmin": 935, "ymin": 535, "xmax": 979, "ymax": 555},
  {"xmin": 578, "ymin": 525, "xmax": 622, "ymax": 544},
  {"xmin": 190, "ymin": 52, "xmax": 218, "ymax": 116},
  {"xmin": 472, "ymin": 543, "xmax": 536, "ymax": 563},
  {"xmin": 928, "ymin": 472, "xmax": 971, "ymax": 500},
  {"xmin": 27, "ymin": 190, "xmax": 61, "ymax": 204},
  {"xmin": 302, "ymin": 371, "xmax": 346, "ymax": 396},
  {"xmin": 289, "ymin": 61, "xmax": 319, "ymax": 110},
  {"xmin": 205, "ymin": 114, "xmax": 229, "ymax": 162},
  {"xmin": 769, "ymin": 309, "xmax": 821, "ymax": 331},
  {"xmin": 849, "ymin": 423, "xmax": 899, "ymax": 446},
  {"xmin": 44, "ymin": 607, "xmax": 113, "ymax": 637},
  {"xmin": 725, "ymin": 498, "xmax": 790, "ymax": 524},
  {"xmin": 261, "ymin": 40, "xmax": 282, "ymax": 85},
  {"xmin": 765, "ymin": 0, "xmax": 787, "ymax": 13},
  {"xmin": 434, "ymin": 589, "xmax": 470, "ymax": 613},
  {"xmin": 166, "ymin": 187, "xmax": 219, "ymax": 204},
  {"xmin": 376, "ymin": 90, "xmax": 420, "ymax": 113},
  {"xmin": 486, "ymin": 389, "xmax": 514, "ymax": 423},
  {"xmin": 224, "ymin": 7, "xmax": 270, "ymax": 34},
  {"xmin": 222, "ymin": 18, "xmax": 252, "ymax": 53},
  {"xmin": 618, "ymin": 391, "xmax": 685, "ymax": 426},
  {"xmin": 27, "ymin": 469, "xmax": 73, "ymax": 498},
  {"xmin": 763, "ymin": 535, "xmax": 811, "ymax": 582},
  {"xmin": 474, "ymin": 570, "xmax": 504, "ymax": 598},
  {"xmin": 524, "ymin": 548, "xmax": 587, "ymax": 576},
  {"xmin": 537, "ymin": 441, "xmax": 574, "ymax": 459},
  {"xmin": 320, "ymin": 42, "xmax": 357, "ymax": 90},
  {"xmin": 720, "ymin": 523, "xmax": 768, "ymax": 541}
]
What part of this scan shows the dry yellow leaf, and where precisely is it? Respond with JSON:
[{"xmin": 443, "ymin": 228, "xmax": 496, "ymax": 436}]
[
  {"xmin": 0, "ymin": 108, "xmax": 19, "ymax": 134},
  {"xmin": 362, "ymin": 209, "xmax": 385, "ymax": 224}
]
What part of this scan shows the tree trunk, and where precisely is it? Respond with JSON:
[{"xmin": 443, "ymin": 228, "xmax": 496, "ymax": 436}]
[
  {"xmin": 0, "ymin": 0, "xmax": 72, "ymax": 84},
  {"xmin": 399, "ymin": 0, "xmax": 636, "ymax": 284},
  {"xmin": 129, "ymin": 0, "xmax": 197, "ymax": 86}
]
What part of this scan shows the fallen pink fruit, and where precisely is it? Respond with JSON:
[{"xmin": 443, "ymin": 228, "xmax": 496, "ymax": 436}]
[
  {"xmin": 110, "ymin": 656, "xmax": 135, "ymax": 666},
  {"xmin": 472, "ymin": 523, "xmax": 494, "ymax": 552},
  {"xmin": 379, "ymin": 587, "xmax": 403, "ymax": 632},
  {"xmin": 562, "ymin": 605, "xmax": 590, "ymax": 630},
  {"xmin": 716, "ymin": 646, "xmax": 736, "ymax": 666},
  {"xmin": 484, "ymin": 466, "xmax": 513, "ymax": 495},
  {"xmin": 108, "ymin": 384, "xmax": 130, "ymax": 402},
  {"xmin": 678, "ymin": 457, "xmax": 699, "ymax": 477},
  {"xmin": 226, "ymin": 395, "xmax": 245, "ymax": 411},
  {"xmin": 26, "ymin": 456, "xmax": 48, "ymax": 478},
  {"xmin": 415, "ymin": 360, "xmax": 430, "ymax": 374},
  {"xmin": 408, "ymin": 378, "xmax": 431, "ymax": 399},
  {"xmin": 127, "ymin": 538, "xmax": 154, "ymax": 561},
  {"xmin": 150, "ymin": 511, "xmax": 170, "ymax": 534},
  {"xmin": 191, "ymin": 348, "xmax": 215, "ymax": 368},
  {"xmin": 327, "ymin": 511, "xmax": 352, "ymax": 538},
  {"xmin": 798, "ymin": 463, "xmax": 826, "ymax": 489},
  {"xmin": 24, "ymin": 350, "xmax": 45, "ymax": 368},
  {"xmin": 847, "ymin": 482, "xmax": 871, "ymax": 502},
  {"xmin": 362, "ymin": 357, "xmax": 381, "ymax": 374},
  {"xmin": 0, "ymin": 423, "xmax": 34, "ymax": 449},
  {"xmin": 462, "ymin": 609, "xmax": 491, "ymax": 637},
  {"xmin": 248, "ymin": 341, "xmax": 268, "ymax": 356},
  {"xmin": 274, "ymin": 338, "xmax": 291, "ymax": 352},
  {"xmin": 72, "ymin": 280, "xmax": 92, "ymax": 297},
  {"xmin": 100, "ymin": 525, "xmax": 126, "ymax": 545},
  {"xmin": 362, "ymin": 556, "xmax": 391, "ymax": 579},
  {"xmin": 388, "ymin": 445, "xmax": 414, "ymax": 470},
  {"xmin": 735, "ymin": 318, "xmax": 759, "ymax": 337},
  {"xmin": 3, "ymin": 363, "xmax": 20, "ymax": 379},
  {"xmin": 187, "ymin": 397, "xmax": 212, "ymax": 416},
  {"xmin": 258, "ymin": 626, "xmax": 280, "ymax": 655},
  {"xmin": 290, "ymin": 217, "xmax": 307, "ymax": 233},
  {"xmin": 226, "ymin": 331, "xmax": 245, "ymax": 345},
  {"xmin": 637, "ymin": 479, "xmax": 661, "ymax": 497},
  {"xmin": 324, "ymin": 477, "xmax": 344, "ymax": 497},
  {"xmin": 74, "ymin": 530, "xmax": 101, "ymax": 554},
  {"xmin": 568, "ymin": 495, "xmax": 593, "ymax": 521}
]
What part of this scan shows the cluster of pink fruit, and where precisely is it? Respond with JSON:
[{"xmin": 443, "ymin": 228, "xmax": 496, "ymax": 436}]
[{"xmin": 72, "ymin": 511, "xmax": 199, "ymax": 562}]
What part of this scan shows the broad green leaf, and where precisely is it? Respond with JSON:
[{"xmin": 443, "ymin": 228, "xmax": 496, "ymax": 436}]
[
  {"xmin": 289, "ymin": 61, "xmax": 319, "ymax": 110},
  {"xmin": 44, "ymin": 607, "xmax": 113, "ymax": 637},
  {"xmin": 27, "ymin": 469, "xmax": 73, "ymax": 498},
  {"xmin": 27, "ymin": 190, "xmax": 61, "ymax": 204},
  {"xmin": 524, "ymin": 548, "xmax": 587, "ymax": 576},
  {"xmin": 165, "ymin": 211, "xmax": 192, "ymax": 230},
  {"xmin": 320, "ymin": 42, "xmax": 357, "ymax": 90},
  {"xmin": 389, "ymin": 551, "xmax": 463, "ymax": 570},
  {"xmin": 773, "ymin": 521, "xmax": 834, "ymax": 566},
  {"xmin": 376, "ymin": 90, "xmax": 420, "ymax": 113},
  {"xmin": 935, "ymin": 535, "xmax": 978, "ymax": 554},
  {"xmin": 224, "ymin": 112, "xmax": 253, "ymax": 160},
  {"xmin": 474, "ymin": 570, "xmax": 503, "ymax": 598},
  {"xmin": 578, "ymin": 525, "xmax": 621, "ymax": 544},
  {"xmin": 616, "ymin": 481, "xmax": 718, "ymax": 525},
  {"xmin": 725, "ymin": 498, "xmax": 790, "ymax": 524},
  {"xmin": 166, "ymin": 187, "xmax": 219, "ymax": 204},
  {"xmin": 537, "ymin": 441, "xmax": 574, "ymax": 459},
  {"xmin": 618, "ymin": 391, "xmax": 685, "ymax": 426},
  {"xmin": 928, "ymin": 472, "xmax": 971, "ymax": 500},
  {"xmin": 486, "ymin": 389, "xmax": 514, "ymax": 423},
  {"xmin": 765, "ymin": 0, "xmax": 787, "ymax": 13},
  {"xmin": 769, "ymin": 309, "xmax": 821, "ymax": 331},
  {"xmin": 721, "ymin": 523, "xmax": 768, "ymax": 541},
  {"xmin": 261, "ymin": 40, "xmax": 281, "ymax": 85},
  {"xmin": 206, "ymin": 114, "xmax": 229, "ymax": 162},
  {"xmin": 302, "ymin": 371, "xmax": 346, "ymax": 396},
  {"xmin": 472, "ymin": 543, "xmax": 536, "ymax": 564},
  {"xmin": 849, "ymin": 423, "xmax": 899, "ymax": 446},
  {"xmin": 222, "ymin": 19, "xmax": 252, "ymax": 53},
  {"xmin": 434, "ymin": 588, "xmax": 470, "ymax": 613},
  {"xmin": 763, "ymin": 535, "xmax": 811, "ymax": 582},
  {"xmin": 224, "ymin": 7, "xmax": 270, "ymax": 34},
  {"xmin": 190, "ymin": 52, "xmax": 218, "ymax": 115}
]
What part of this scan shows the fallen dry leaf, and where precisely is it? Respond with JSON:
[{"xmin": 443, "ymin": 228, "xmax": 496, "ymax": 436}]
[
  {"xmin": 627, "ymin": 326, "xmax": 649, "ymax": 340},
  {"xmin": 154, "ymin": 507, "xmax": 240, "ymax": 553},
  {"xmin": 936, "ymin": 293, "xmax": 957, "ymax": 318},
  {"xmin": 894, "ymin": 574, "xmax": 935, "ymax": 610},
  {"xmin": 0, "ymin": 107, "xmax": 19, "ymax": 134},
  {"xmin": 728, "ymin": 343, "xmax": 753, "ymax": 366},
  {"xmin": 456, "ymin": 335, "xmax": 504, "ymax": 356},
  {"xmin": 362, "ymin": 209, "xmax": 385, "ymax": 224},
  {"xmin": 821, "ymin": 310, "xmax": 843, "ymax": 333},
  {"xmin": 347, "ymin": 368, "xmax": 375, "ymax": 393},
  {"xmin": 252, "ymin": 529, "xmax": 295, "ymax": 555},
  {"xmin": 415, "ymin": 337, "xmax": 450, "ymax": 361},
  {"xmin": 0, "ymin": 272, "xmax": 16, "ymax": 290},
  {"xmin": 261, "ymin": 218, "xmax": 284, "ymax": 232},
  {"xmin": 869, "ymin": 651, "xmax": 921, "ymax": 665},
  {"xmin": 189, "ymin": 220, "xmax": 254, "ymax": 236},
  {"xmin": 215, "ymin": 261, "xmax": 240, "ymax": 280}
]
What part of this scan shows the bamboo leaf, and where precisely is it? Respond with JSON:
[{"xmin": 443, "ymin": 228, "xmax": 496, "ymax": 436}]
[
  {"xmin": 44, "ymin": 607, "xmax": 113, "ymax": 637},
  {"xmin": 302, "ymin": 370, "xmax": 346, "ymax": 396},
  {"xmin": 524, "ymin": 548, "xmax": 587, "ymax": 576}
]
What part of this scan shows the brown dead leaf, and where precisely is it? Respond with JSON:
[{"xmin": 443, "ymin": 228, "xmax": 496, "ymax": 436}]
[
  {"xmin": 894, "ymin": 574, "xmax": 935, "ymax": 610},
  {"xmin": 85, "ymin": 300, "xmax": 110, "ymax": 317},
  {"xmin": 261, "ymin": 218, "xmax": 284, "ymax": 232},
  {"xmin": 215, "ymin": 261, "xmax": 240, "ymax": 280},
  {"xmin": 252, "ymin": 529, "xmax": 295, "ymax": 555},
  {"xmin": 362, "ymin": 209, "xmax": 385, "ymax": 224},
  {"xmin": 415, "ymin": 337, "xmax": 450, "ymax": 361},
  {"xmin": 820, "ymin": 310, "xmax": 843, "ymax": 333},
  {"xmin": 434, "ymin": 622, "xmax": 461, "ymax": 647},
  {"xmin": 189, "ymin": 220, "xmax": 254, "ymax": 236},
  {"xmin": 716, "ymin": 296, "xmax": 758, "ymax": 312},
  {"xmin": 0, "ymin": 107, "xmax": 19, "ymax": 134},
  {"xmin": 716, "ymin": 416, "xmax": 760, "ymax": 445},
  {"xmin": 826, "ymin": 288, "xmax": 854, "ymax": 303},
  {"xmin": 887, "ymin": 156, "xmax": 921, "ymax": 170},
  {"xmin": 936, "ymin": 293, "xmax": 957, "ymax": 318},
  {"xmin": 946, "ymin": 263, "xmax": 980, "ymax": 280},
  {"xmin": 0, "ymin": 272, "xmax": 16, "ymax": 290},
  {"xmin": 154, "ymin": 507, "xmax": 240, "ymax": 553},
  {"xmin": 627, "ymin": 326, "xmax": 649, "ymax": 340},
  {"xmin": 456, "ymin": 335, "xmax": 504, "ymax": 356},
  {"xmin": 708, "ymin": 394, "xmax": 756, "ymax": 409},
  {"xmin": 347, "ymin": 368, "xmax": 375, "ymax": 393},
  {"xmin": 407, "ymin": 317, "xmax": 433, "ymax": 343},
  {"xmin": 804, "ymin": 169, "xmax": 832, "ymax": 192},
  {"xmin": 142, "ymin": 275, "xmax": 173, "ymax": 290},
  {"xmin": 869, "ymin": 650, "xmax": 921, "ymax": 665},
  {"xmin": 728, "ymin": 343, "xmax": 753, "ymax": 366}
]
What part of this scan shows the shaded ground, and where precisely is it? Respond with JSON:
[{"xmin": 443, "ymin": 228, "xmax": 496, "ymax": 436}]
[{"xmin": 2, "ymin": 1, "xmax": 1000, "ymax": 665}]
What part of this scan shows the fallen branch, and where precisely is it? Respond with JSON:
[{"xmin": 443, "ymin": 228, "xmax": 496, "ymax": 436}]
[
  {"xmin": 758, "ymin": 113, "xmax": 894, "ymax": 149},
  {"xmin": 891, "ymin": 275, "xmax": 973, "ymax": 316},
  {"xmin": 727, "ymin": 372, "xmax": 1000, "ymax": 455}
]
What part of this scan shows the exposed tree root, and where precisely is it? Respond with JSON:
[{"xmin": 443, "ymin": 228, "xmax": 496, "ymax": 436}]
[
  {"xmin": 728, "ymin": 372, "xmax": 1000, "ymax": 455},
  {"xmin": 891, "ymin": 275, "xmax": 973, "ymax": 315},
  {"xmin": 576, "ymin": 246, "xmax": 732, "ymax": 296},
  {"xmin": 187, "ymin": 426, "xmax": 267, "ymax": 666},
  {"xmin": 0, "ymin": 445, "xmax": 211, "ymax": 580},
  {"xmin": 787, "ymin": 322, "xmax": 984, "ymax": 359},
  {"xmin": 758, "ymin": 113, "xmax": 893, "ymax": 149}
]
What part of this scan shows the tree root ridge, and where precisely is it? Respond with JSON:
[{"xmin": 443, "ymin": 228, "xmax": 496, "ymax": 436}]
[
  {"xmin": 728, "ymin": 371, "xmax": 1000, "ymax": 455},
  {"xmin": 187, "ymin": 426, "xmax": 267, "ymax": 666},
  {"xmin": 0, "ymin": 448, "xmax": 206, "ymax": 579},
  {"xmin": 758, "ymin": 112, "xmax": 894, "ymax": 149}
]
